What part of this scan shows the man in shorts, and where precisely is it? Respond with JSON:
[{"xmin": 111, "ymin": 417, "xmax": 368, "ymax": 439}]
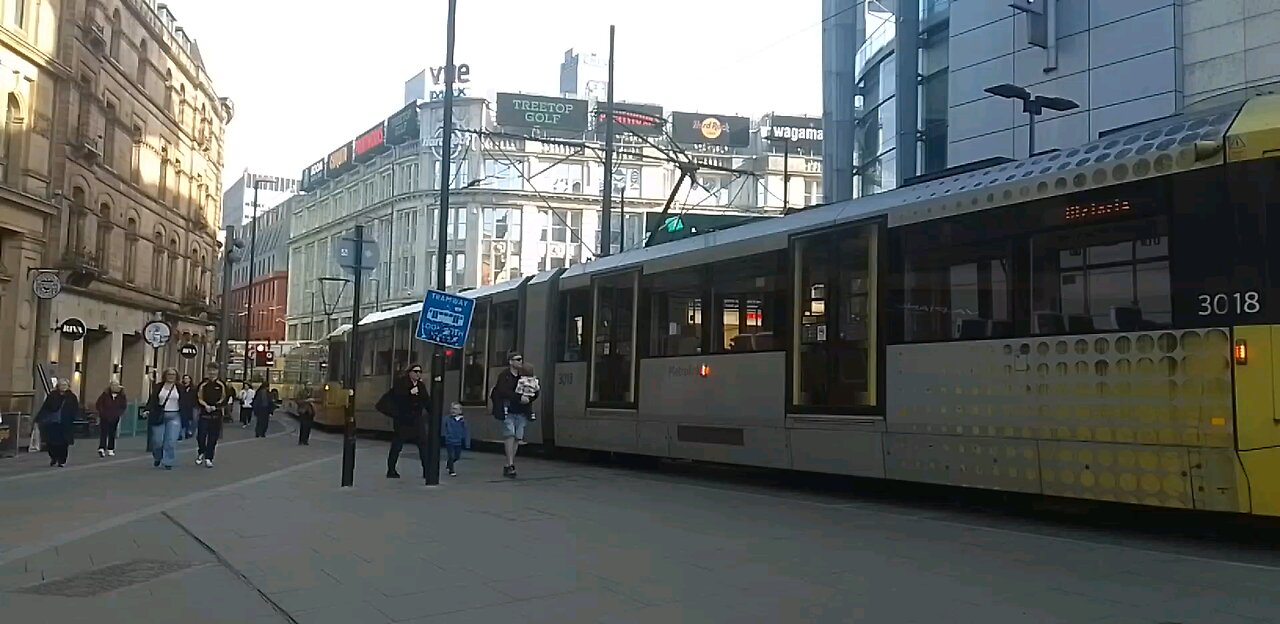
[{"xmin": 489, "ymin": 351, "xmax": 538, "ymax": 478}]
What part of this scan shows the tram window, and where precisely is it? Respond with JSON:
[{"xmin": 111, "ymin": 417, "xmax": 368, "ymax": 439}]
[
  {"xmin": 558, "ymin": 288, "xmax": 590, "ymax": 362},
  {"xmin": 646, "ymin": 269, "xmax": 704, "ymax": 357},
  {"xmin": 1031, "ymin": 218, "xmax": 1171, "ymax": 333},
  {"xmin": 793, "ymin": 224, "xmax": 879, "ymax": 409},
  {"xmin": 592, "ymin": 272, "xmax": 637, "ymax": 404},
  {"xmin": 712, "ymin": 252, "xmax": 785, "ymax": 352},
  {"xmin": 372, "ymin": 328, "xmax": 393, "ymax": 375},
  {"xmin": 461, "ymin": 301, "xmax": 488, "ymax": 403},
  {"xmin": 490, "ymin": 301, "xmax": 519, "ymax": 364},
  {"xmin": 900, "ymin": 245, "xmax": 1012, "ymax": 342}
]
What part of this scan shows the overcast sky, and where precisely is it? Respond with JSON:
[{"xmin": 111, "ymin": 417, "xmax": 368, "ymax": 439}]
[{"xmin": 160, "ymin": 0, "xmax": 822, "ymax": 188}]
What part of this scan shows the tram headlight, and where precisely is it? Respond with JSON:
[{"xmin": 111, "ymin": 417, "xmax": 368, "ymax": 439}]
[{"xmin": 1234, "ymin": 340, "xmax": 1248, "ymax": 365}]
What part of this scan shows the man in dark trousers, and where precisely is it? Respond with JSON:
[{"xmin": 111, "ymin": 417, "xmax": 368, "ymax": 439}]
[
  {"xmin": 382, "ymin": 364, "xmax": 431, "ymax": 483},
  {"xmin": 195, "ymin": 365, "xmax": 233, "ymax": 468}
]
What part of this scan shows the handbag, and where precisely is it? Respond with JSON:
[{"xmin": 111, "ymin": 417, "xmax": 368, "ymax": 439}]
[{"xmin": 148, "ymin": 387, "xmax": 176, "ymax": 426}]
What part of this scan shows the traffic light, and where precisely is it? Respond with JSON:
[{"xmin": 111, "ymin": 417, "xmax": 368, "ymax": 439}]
[
  {"xmin": 252, "ymin": 344, "xmax": 275, "ymax": 367},
  {"xmin": 264, "ymin": 350, "xmax": 275, "ymax": 367}
]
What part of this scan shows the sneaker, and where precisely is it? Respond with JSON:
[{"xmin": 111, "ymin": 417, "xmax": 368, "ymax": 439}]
[
  {"xmin": 448, "ymin": 469, "xmax": 457, "ymax": 477},
  {"xmin": 204, "ymin": 459, "xmax": 213, "ymax": 468},
  {"xmin": 502, "ymin": 465, "xmax": 511, "ymax": 477},
  {"xmin": 195, "ymin": 455, "xmax": 204, "ymax": 465},
  {"xmin": 57, "ymin": 463, "xmax": 65, "ymax": 468},
  {"xmin": 107, "ymin": 450, "xmax": 115, "ymax": 457},
  {"xmin": 98, "ymin": 448, "xmax": 105, "ymax": 458},
  {"xmin": 386, "ymin": 470, "xmax": 401, "ymax": 479},
  {"xmin": 509, "ymin": 466, "xmax": 517, "ymax": 478},
  {"xmin": 154, "ymin": 460, "xmax": 161, "ymax": 467},
  {"xmin": 164, "ymin": 465, "xmax": 173, "ymax": 470}
]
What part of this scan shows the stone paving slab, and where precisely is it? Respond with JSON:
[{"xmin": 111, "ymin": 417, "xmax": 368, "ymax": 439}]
[{"xmin": 4, "ymin": 426, "xmax": 1280, "ymax": 623}]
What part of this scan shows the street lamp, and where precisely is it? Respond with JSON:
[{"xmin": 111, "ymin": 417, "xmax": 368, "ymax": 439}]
[
  {"xmin": 984, "ymin": 83, "xmax": 1079, "ymax": 157},
  {"xmin": 765, "ymin": 135, "xmax": 793, "ymax": 214}
]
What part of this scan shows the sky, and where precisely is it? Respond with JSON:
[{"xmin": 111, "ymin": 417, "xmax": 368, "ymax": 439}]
[{"xmin": 158, "ymin": 0, "xmax": 823, "ymax": 190}]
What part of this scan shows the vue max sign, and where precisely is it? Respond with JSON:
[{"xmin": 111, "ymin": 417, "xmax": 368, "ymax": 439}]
[{"xmin": 429, "ymin": 63, "xmax": 472, "ymax": 101}]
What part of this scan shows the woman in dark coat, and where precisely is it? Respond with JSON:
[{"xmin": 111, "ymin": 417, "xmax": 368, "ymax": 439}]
[
  {"xmin": 252, "ymin": 381, "xmax": 275, "ymax": 438},
  {"xmin": 95, "ymin": 381, "xmax": 127, "ymax": 457},
  {"xmin": 38, "ymin": 378, "xmax": 79, "ymax": 467}
]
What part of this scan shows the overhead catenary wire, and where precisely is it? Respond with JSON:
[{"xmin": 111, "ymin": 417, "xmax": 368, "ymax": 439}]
[{"xmin": 486, "ymin": 139, "xmax": 598, "ymax": 258}]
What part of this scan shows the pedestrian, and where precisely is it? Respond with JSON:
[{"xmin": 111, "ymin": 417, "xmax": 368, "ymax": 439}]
[
  {"xmin": 145, "ymin": 367, "xmax": 183, "ymax": 470},
  {"xmin": 94, "ymin": 381, "xmax": 126, "ymax": 457},
  {"xmin": 489, "ymin": 351, "xmax": 538, "ymax": 478},
  {"xmin": 377, "ymin": 364, "xmax": 430, "ymax": 482},
  {"xmin": 195, "ymin": 366, "xmax": 233, "ymax": 468},
  {"xmin": 37, "ymin": 379, "xmax": 78, "ymax": 467},
  {"xmin": 296, "ymin": 388, "xmax": 315, "ymax": 445},
  {"xmin": 252, "ymin": 380, "xmax": 274, "ymax": 438},
  {"xmin": 179, "ymin": 374, "xmax": 196, "ymax": 439},
  {"xmin": 442, "ymin": 402, "xmax": 470, "ymax": 477},
  {"xmin": 238, "ymin": 382, "xmax": 255, "ymax": 428}
]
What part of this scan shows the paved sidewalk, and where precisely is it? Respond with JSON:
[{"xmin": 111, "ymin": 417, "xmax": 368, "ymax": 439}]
[{"xmin": 3, "ymin": 432, "xmax": 1280, "ymax": 623}]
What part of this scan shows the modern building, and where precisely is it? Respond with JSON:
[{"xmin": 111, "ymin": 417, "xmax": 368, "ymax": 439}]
[
  {"xmin": 821, "ymin": 0, "xmax": 1280, "ymax": 202},
  {"xmin": 226, "ymin": 194, "xmax": 295, "ymax": 343},
  {"xmin": 284, "ymin": 85, "xmax": 823, "ymax": 343},
  {"xmin": 559, "ymin": 48, "xmax": 608, "ymax": 101},
  {"xmin": 0, "ymin": 0, "xmax": 66, "ymax": 413},
  {"xmin": 46, "ymin": 0, "xmax": 229, "ymax": 395},
  {"xmin": 220, "ymin": 172, "xmax": 298, "ymax": 228}
]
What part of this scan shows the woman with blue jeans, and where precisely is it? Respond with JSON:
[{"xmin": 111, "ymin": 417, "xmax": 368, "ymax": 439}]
[{"xmin": 145, "ymin": 367, "xmax": 184, "ymax": 470}]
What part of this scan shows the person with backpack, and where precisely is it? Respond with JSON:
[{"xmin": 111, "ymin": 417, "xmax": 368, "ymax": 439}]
[
  {"xmin": 195, "ymin": 366, "xmax": 233, "ymax": 467},
  {"xmin": 378, "ymin": 364, "xmax": 431, "ymax": 483}
]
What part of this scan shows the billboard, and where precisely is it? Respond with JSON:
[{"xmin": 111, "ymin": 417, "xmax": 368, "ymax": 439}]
[
  {"xmin": 386, "ymin": 102, "xmax": 420, "ymax": 145},
  {"xmin": 595, "ymin": 102, "xmax": 665, "ymax": 137},
  {"xmin": 301, "ymin": 159, "xmax": 325, "ymax": 192},
  {"xmin": 326, "ymin": 142, "xmax": 354, "ymax": 178},
  {"xmin": 762, "ymin": 115, "xmax": 823, "ymax": 152},
  {"xmin": 354, "ymin": 122, "xmax": 388, "ymax": 162},
  {"xmin": 670, "ymin": 112, "xmax": 750, "ymax": 147},
  {"xmin": 496, "ymin": 93, "xmax": 589, "ymax": 132}
]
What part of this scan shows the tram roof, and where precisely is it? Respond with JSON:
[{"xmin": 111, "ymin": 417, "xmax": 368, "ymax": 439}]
[{"xmin": 359, "ymin": 94, "xmax": 1279, "ymax": 328}]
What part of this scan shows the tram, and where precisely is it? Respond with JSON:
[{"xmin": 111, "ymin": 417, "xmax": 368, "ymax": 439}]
[{"xmin": 329, "ymin": 94, "xmax": 1280, "ymax": 516}]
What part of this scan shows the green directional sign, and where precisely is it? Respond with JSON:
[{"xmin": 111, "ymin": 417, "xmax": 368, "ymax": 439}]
[{"xmin": 663, "ymin": 216, "xmax": 684, "ymax": 233}]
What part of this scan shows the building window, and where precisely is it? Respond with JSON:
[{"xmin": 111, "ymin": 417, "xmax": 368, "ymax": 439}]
[
  {"xmin": 158, "ymin": 146, "xmax": 169, "ymax": 202},
  {"xmin": 164, "ymin": 70, "xmax": 174, "ymax": 114},
  {"xmin": 167, "ymin": 237, "xmax": 178, "ymax": 295},
  {"xmin": 646, "ymin": 269, "xmax": 703, "ymax": 357},
  {"xmin": 103, "ymin": 101, "xmax": 117, "ymax": 169},
  {"xmin": 483, "ymin": 160, "xmax": 523, "ymax": 190},
  {"xmin": 0, "ymin": 94, "xmax": 21, "ymax": 184},
  {"xmin": 109, "ymin": 9, "xmax": 122, "ymax": 60},
  {"xmin": 76, "ymin": 76, "xmax": 93, "ymax": 140},
  {"xmin": 178, "ymin": 84, "xmax": 187, "ymax": 125},
  {"xmin": 136, "ymin": 39, "xmax": 148, "ymax": 85},
  {"xmin": 713, "ymin": 252, "xmax": 786, "ymax": 352},
  {"xmin": 855, "ymin": 54, "xmax": 898, "ymax": 196},
  {"xmin": 124, "ymin": 218, "xmax": 138, "ymax": 282},
  {"xmin": 69, "ymin": 187, "xmax": 87, "ymax": 253},
  {"xmin": 95, "ymin": 205, "xmax": 112, "ymax": 270},
  {"xmin": 11, "ymin": 0, "xmax": 25, "ymax": 29},
  {"xmin": 919, "ymin": 25, "xmax": 949, "ymax": 174},
  {"xmin": 151, "ymin": 232, "xmax": 164, "ymax": 291},
  {"xmin": 591, "ymin": 272, "xmax": 637, "ymax": 404}
]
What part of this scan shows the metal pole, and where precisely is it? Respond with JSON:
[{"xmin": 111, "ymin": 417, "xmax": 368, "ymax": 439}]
[
  {"xmin": 1027, "ymin": 108, "xmax": 1037, "ymax": 157},
  {"xmin": 147, "ymin": 346, "xmax": 158, "ymax": 451},
  {"xmin": 782, "ymin": 140, "xmax": 790, "ymax": 213},
  {"xmin": 618, "ymin": 185, "xmax": 625, "ymax": 254},
  {"xmin": 244, "ymin": 181, "xmax": 259, "ymax": 380},
  {"xmin": 600, "ymin": 24, "xmax": 616, "ymax": 258},
  {"xmin": 341, "ymin": 225, "xmax": 364, "ymax": 488},
  {"xmin": 426, "ymin": 0, "xmax": 458, "ymax": 486},
  {"xmin": 217, "ymin": 226, "xmax": 233, "ymax": 382}
]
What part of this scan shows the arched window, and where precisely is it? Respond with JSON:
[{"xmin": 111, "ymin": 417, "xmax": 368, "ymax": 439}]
[
  {"xmin": 188, "ymin": 245, "xmax": 199, "ymax": 292},
  {"xmin": 95, "ymin": 204, "xmax": 113, "ymax": 270},
  {"xmin": 167, "ymin": 236, "xmax": 179, "ymax": 295},
  {"xmin": 164, "ymin": 69, "xmax": 174, "ymax": 114},
  {"xmin": 178, "ymin": 84, "xmax": 187, "ymax": 125},
  {"xmin": 158, "ymin": 145, "xmax": 169, "ymax": 202},
  {"xmin": 70, "ymin": 186, "xmax": 88, "ymax": 254},
  {"xmin": 109, "ymin": 9, "xmax": 122, "ymax": 60},
  {"xmin": 136, "ymin": 39, "xmax": 148, "ymax": 85},
  {"xmin": 1, "ymin": 94, "xmax": 21, "ymax": 184},
  {"xmin": 125, "ymin": 217, "xmax": 138, "ymax": 282},
  {"xmin": 151, "ymin": 229, "xmax": 165, "ymax": 290},
  {"xmin": 200, "ymin": 253, "xmax": 209, "ymax": 296}
]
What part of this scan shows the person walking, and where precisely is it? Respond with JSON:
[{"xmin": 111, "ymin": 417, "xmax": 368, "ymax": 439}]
[
  {"xmin": 379, "ymin": 364, "xmax": 430, "ymax": 482},
  {"xmin": 37, "ymin": 379, "xmax": 78, "ymax": 467},
  {"xmin": 238, "ymin": 382, "xmax": 255, "ymax": 428},
  {"xmin": 145, "ymin": 368, "xmax": 183, "ymax": 470},
  {"xmin": 94, "ymin": 381, "xmax": 127, "ymax": 457},
  {"xmin": 442, "ymin": 402, "xmax": 470, "ymax": 477},
  {"xmin": 296, "ymin": 388, "xmax": 316, "ymax": 445},
  {"xmin": 252, "ymin": 380, "xmax": 274, "ymax": 438},
  {"xmin": 195, "ymin": 366, "xmax": 232, "ymax": 467},
  {"xmin": 489, "ymin": 351, "xmax": 538, "ymax": 478},
  {"xmin": 179, "ymin": 374, "xmax": 197, "ymax": 440}
]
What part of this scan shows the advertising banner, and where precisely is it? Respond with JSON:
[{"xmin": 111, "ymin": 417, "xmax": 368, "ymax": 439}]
[
  {"xmin": 670, "ymin": 111, "xmax": 750, "ymax": 147},
  {"xmin": 301, "ymin": 159, "xmax": 325, "ymax": 192},
  {"xmin": 326, "ymin": 142, "xmax": 354, "ymax": 178},
  {"xmin": 354, "ymin": 122, "xmax": 388, "ymax": 162},
  {"xmin": 386, "ymin": 102, "xmax": 421, "ymax": 145},
  {"xmin": 762, "ymin": 115, "xmax": 823, "ymax": 152},
  {"xmin": 496, "ymin": 93, "xmax": 589, "ymax": 132},
  {"xmin": 595, "ymin": 102, "xmax": 665, "ymax": 137}
]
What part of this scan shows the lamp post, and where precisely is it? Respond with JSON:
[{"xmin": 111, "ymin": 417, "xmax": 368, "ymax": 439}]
[{"xmin": 984, "ymin": 83, "xmax": 1079, "ymax": 157}]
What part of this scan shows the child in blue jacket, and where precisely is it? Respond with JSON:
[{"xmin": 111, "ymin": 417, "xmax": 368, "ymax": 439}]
[{"xmin": 443, "ymin": 402, "xmax": 471, "ymax": 476}]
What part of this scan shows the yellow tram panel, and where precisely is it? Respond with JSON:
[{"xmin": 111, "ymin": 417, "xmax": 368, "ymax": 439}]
[{"xmin": 1232, "ymin": 325, "xmax": 1280, "ymax": 516}]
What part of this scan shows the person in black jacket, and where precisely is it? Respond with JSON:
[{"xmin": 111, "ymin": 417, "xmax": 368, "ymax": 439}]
[
  {"xmin": 490, "ymin": 351, "xmax": 538, "ymax": 478},
  {"xmin": 385, "ymin": 364, "xmax": 430, "ymax": 482},
  {"xmin": 195, "ymin": 366, "xmax": 233, "ymax": 467},
  {"xmin": 179, "ymin": 374, "xmax": 197, "ymax": 439},
  {"xmin": 94, "ymin": 381, "xmax": 127, "ymax": 457},
  {"xmin": 38, "ymin": 379, "xmax": 79, "ymax": 467},
  {"xmin": 252, "ymin": 380, "xmax": 274, "ymax": 438}
]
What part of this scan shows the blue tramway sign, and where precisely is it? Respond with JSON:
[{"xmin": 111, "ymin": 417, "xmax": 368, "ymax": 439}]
[{"xmin": 414, "ymin": 290, "xmax": 475, "ymax": 349}]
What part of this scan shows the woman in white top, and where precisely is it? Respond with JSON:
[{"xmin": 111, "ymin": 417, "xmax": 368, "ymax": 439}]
[
  {"xmin": 145, "ymin": 367, "xmax": 184, "ymax": 469},
  {"xmin": 238, "ymin": 383, "xmax": 256, "ymax": 428}
]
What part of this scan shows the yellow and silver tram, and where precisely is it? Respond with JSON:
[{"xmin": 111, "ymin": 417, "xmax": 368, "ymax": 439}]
[{"xmin": 330, "ymin": 94, "xmax": 1280, "ymax": 516}]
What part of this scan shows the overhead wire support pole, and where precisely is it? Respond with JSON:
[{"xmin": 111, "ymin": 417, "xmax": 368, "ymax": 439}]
[
  {"xmin": 600, "ymin": 24, "xmax": 616, "ymax": 257},
  {"xmin": 643, "ymin": 162, "xmax": 696, "ymax": 248},
  {"xmin": 341, "ymin": 226, "xmax": 363, "ymax": 488},
  {"xmin": 426, "ymin": 0, "xmax": 458, "ymax": 487}
]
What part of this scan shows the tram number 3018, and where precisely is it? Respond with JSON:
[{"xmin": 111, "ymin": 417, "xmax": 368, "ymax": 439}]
[{"xmin": 1198, "ymin": 291, "xmax": 1262, "ymax": 316}]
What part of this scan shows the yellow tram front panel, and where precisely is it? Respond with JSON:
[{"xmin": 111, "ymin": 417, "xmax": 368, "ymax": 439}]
[{"xmin": 1232, "ymin": 325, "xmax": 1280, "ymax": 516}]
